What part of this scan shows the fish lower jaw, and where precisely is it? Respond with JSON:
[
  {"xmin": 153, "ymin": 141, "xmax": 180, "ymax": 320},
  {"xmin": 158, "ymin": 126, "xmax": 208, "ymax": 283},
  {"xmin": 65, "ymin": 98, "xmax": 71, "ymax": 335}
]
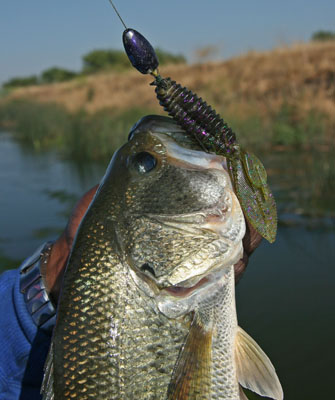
[
  {"xmin": 163, "ymin": 276, "xmax": 209, "ymax": 297},
  {"xmin": 156, "ymin": 268, "xmax": 232, "ymax": 319}
]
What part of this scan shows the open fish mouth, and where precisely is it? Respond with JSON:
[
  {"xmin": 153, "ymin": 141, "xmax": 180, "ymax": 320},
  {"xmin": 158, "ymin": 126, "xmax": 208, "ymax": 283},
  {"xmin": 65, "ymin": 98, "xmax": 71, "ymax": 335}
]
[
  {"xmin": 164, "ymin": 277, "xmax": 209, "ymax": 297},
  {"xmin": 129, "ymin": 252, "xmax": 233, "ymax": 316},
  {"xmin": 129, "ymin": 258, "xmax": 231, "ymax": 319},
  {"xmin": 137, "ymin": 258, "xmax": 230, "ymax": 300},
  {"xmin": 155, "ymin": 268, "xmax": 231, "ymax": 319},
  {"xmin": 136, "ymin": 260, "xmax": 213, "ymax": 297}
]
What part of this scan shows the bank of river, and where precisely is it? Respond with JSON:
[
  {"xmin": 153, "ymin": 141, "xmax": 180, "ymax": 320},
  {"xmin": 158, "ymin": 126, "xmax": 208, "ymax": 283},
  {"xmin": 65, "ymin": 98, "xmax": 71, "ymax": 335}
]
[{"xmin": 0, "ymin": 130, "xmax": 334, "ymax": 399}]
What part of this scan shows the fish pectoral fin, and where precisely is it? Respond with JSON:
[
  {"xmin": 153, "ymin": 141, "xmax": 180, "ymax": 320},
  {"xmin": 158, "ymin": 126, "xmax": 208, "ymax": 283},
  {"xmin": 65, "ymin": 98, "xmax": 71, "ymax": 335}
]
[
  {"xmin": 41, "ymin": 341, "xmax": 55, "ymax": 400},
  {"xmin": 167, "ymin": 314, "xmax": 212, "ymax": 400},
  {"xmin": 235, "ymin": 326, "xmax": 283, "ymax": 400}
]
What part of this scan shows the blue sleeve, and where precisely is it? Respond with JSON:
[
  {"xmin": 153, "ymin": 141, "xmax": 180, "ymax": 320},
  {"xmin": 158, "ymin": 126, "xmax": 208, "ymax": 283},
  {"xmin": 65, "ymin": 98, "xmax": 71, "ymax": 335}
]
[{"xmin": 0, "ymin": 267, "xmax": 52, "ymax": 400}]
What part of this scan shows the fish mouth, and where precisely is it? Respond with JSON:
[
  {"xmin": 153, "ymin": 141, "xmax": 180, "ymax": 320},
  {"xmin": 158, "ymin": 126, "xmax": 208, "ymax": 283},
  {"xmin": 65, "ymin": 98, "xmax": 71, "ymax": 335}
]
[
  {"xmin": 164, "ymin": 277, "xmax": 209, "ymax": 297},
  {"xmin": 129, "ymin": 114, "xmax": 229, "ymax": 170},
  {"xmin": 155, "ymin": 268, "xmax": 230, "ymax": 319},
  {"xmin": 134, "ymin": 258, "xmax": 224, "ymax": 300},
  {"xmin": 133, "ymin": 259, "xmax": 229, "ymax": 318},
  {"xmin": 138, "ymin": 259, "xmax": 226, "ymax": 299},
  {"xmin": 138, "ymin": 260, "xmax": 212, "ymax": 298}
]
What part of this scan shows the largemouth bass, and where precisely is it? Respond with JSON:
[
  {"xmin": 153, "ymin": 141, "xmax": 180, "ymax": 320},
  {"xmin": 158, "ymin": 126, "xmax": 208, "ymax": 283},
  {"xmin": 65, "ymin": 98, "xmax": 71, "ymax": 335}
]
[{"xmin": 42, "ymin": 115, "xmax": 283, "ymax": 400}]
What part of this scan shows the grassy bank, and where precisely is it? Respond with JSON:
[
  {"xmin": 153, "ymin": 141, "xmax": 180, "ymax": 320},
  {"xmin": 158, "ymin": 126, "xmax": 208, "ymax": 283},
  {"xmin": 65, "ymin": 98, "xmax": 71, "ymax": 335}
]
[
  {"xmin": 2, "ymin": 41, "xmax": 334, "ymax": 119},
  {"xmin": 0, "ymin": 39, "xmax": 333, "ymax": 222},
  {"xmin": 0, "ymin": 99, "xmax": 156, "ymax": 161},
  {"xmin": 0, "ymin": 96, "xmax": 333, "ymax": 223},
  {"xmin": 0, "ymin": 97, "xmax": 330, "ymax": 162},
  {"xmin": 1, "ymin": 40, "xmax": 334, "ymax": 161}
]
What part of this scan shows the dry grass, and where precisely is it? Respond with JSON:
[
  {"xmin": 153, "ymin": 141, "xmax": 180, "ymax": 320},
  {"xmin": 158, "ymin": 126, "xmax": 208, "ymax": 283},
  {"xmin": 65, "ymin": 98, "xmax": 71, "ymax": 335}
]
[{"xmin": 2, "ymin": 41, "xmax": 334, "ymax": 145}]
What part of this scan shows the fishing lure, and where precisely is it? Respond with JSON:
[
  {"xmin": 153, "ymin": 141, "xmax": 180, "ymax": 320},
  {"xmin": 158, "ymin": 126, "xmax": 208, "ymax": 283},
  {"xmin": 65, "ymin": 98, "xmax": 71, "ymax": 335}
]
[{"xmin": 108, "ymin": 0, "xmax": 277, "ymax": 243}]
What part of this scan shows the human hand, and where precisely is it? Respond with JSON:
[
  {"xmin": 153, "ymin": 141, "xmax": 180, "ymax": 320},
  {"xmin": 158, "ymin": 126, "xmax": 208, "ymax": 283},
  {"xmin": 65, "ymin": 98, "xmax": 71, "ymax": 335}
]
[
  {"xmin": 45, "ymin": 185, "xmax": 98, "ymax": 304},
  {"xmin": 234, "ymin": 219, "xmax": 263, "ymax": 284}
]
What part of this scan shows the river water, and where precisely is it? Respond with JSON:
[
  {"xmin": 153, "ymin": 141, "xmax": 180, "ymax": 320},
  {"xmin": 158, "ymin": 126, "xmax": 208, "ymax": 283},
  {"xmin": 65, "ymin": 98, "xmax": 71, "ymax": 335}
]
[{"xmin": 0, "ymin": 131, "xmax": 334, "ymax": 399}]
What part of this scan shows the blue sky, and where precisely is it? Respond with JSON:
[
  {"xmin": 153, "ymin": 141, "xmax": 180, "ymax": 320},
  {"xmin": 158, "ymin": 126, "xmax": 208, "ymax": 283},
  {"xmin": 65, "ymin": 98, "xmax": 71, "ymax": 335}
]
[{"xmin": 1, "ymin": 0, "xmax": 334, "ymax": 84}]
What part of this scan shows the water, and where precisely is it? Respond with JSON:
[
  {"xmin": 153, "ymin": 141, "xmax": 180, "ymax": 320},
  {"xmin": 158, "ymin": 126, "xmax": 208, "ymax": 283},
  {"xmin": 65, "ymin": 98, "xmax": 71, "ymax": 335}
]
[
  {"xmin": 0, "ymin": 131, "xmax": 106, "ymax": 263},
  {"xmin": 0, "ymin": 131, "xmax": 334, "ymax": 399},
  {"xmin": 237, "ymin": 227, "xmax": 335, "ymax": 400}
]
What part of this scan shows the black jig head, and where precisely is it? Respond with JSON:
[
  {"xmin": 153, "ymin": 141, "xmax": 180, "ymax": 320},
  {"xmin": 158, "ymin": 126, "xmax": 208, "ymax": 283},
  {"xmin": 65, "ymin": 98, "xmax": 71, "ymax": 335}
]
[{"xmin": 122, "ymin": 28, "xmax": 159, "ymax": 75}]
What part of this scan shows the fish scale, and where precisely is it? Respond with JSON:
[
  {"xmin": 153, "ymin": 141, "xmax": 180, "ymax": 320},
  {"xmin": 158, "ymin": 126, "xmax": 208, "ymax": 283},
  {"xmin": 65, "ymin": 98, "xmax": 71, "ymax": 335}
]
[
  {"xmin": 55, "ymin": 230, "xmax": 191, "ymax": 398},
  {"xmin": 51, "ymin": 181, "xmax": 192, "ymax": 398},
  {"xmin": 210, "ymin": 268, "xmax": 239, "ymax": 399}
]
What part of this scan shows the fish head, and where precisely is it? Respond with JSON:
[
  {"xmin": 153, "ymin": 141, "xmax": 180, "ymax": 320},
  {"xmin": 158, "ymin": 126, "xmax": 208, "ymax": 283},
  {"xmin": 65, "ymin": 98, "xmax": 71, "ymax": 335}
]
[{"xmin": 98, "ymin": 115, "xmax": 246, "ymax": 318}]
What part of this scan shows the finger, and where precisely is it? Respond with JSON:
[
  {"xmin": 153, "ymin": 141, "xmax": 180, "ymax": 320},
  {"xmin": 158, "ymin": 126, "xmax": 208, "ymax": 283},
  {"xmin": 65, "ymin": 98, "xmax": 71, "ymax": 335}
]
[
  {"xmin": 65, "ymin": 184, "xmax": 99, "ymax": 248},
  {"xmin": 242, "ymin": 218, "xmax": 263, "ymax": 256},
  {"xmin": 45, "ymin": 233, "xmax": 69, "ymax": 303},
  {"xmin": 234, "ymin": 217, "xmax": 263, "ymax": 284}
]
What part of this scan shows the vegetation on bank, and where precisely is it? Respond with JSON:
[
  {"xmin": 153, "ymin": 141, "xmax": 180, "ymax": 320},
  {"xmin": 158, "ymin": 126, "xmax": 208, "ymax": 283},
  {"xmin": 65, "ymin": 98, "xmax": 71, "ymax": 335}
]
[
  {"xmin": 0, "ymin": 36, "xmax": 333, "ymax": 220},
  {"xmin": 2, "ymin": 48, "xmax": 186, "ymax": 90},
  {"xmin": 311, "ymin": 30, "xmax": 335, "ymax": 42},
  {"xmin": 0, "ymin": 97, "xmax": 333, "ymax": 224},
  {"xmin": 0, "ymin": 97, "xmax": 330, "ymax": 163},
  {"xmin": 2, "ymin": 75, "xmax": 39, "ymax": 89},
  {"xmin": 0, "ymin": 99, "xmax": 156, "ymax": 161},
  {"xmin": 3, "ymin": 29, "xmax": 333, "ymax": 90}
]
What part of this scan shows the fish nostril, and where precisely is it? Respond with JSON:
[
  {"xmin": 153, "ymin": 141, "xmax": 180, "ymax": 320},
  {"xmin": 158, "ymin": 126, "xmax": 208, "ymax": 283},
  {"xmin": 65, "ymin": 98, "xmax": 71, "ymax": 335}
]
[{"xmin": 140, "ymin": 263, "xmax": 156, "ymax": 277}]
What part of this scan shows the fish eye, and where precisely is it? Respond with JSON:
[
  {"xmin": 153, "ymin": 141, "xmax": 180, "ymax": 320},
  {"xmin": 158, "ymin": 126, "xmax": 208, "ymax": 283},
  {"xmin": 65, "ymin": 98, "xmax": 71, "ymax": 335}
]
[{"xmin": 130, "ymin": 152, "xmax": 157, "ymax": 174}]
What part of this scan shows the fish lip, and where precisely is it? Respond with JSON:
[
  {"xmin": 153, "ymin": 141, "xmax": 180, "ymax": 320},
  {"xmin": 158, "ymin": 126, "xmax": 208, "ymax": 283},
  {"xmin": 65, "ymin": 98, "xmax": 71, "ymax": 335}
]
[
  {"xmin": 156, "ymin": 269, "xmax": 229, "ymax": 318},
  {"xmin": 163, "ymin": 276, "xmax": 209, "ymax": 297},
  {"xmin": 135, "ymin": 264, "xmax": 217, "ymax": 299}
]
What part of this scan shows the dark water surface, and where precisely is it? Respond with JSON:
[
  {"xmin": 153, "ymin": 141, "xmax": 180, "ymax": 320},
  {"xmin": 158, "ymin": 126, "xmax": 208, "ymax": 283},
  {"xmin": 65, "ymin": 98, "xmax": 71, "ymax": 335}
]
[
  {"xmin": 237, "ymin": 227, "xmax": 335, "ymax": 400},
  {"xmin": 1, "ymin": 131, "xmax": 334, "ymax": 399},
  {"xmin": 0, "ymin": 131, "xmax": 106, "ymax": 263}
]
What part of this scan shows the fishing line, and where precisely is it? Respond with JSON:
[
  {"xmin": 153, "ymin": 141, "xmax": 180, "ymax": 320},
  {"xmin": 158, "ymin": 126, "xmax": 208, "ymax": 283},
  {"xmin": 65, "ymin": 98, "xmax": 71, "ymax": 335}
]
[{"xmin": 108, "ymin": 0, "xmax": 127, "ymax": 29}]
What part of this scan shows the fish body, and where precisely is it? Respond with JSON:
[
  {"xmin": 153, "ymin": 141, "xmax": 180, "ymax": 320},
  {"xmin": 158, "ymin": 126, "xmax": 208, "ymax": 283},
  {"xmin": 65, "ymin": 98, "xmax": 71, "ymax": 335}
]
[{"xmin": 42, "ymin": 116, "xmax": 282, "ymax": 400}]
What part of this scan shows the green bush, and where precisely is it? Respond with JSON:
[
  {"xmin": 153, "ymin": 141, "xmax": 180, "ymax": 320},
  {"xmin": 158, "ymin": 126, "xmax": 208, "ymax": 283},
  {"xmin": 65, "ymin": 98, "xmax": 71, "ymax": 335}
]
[
  {"xmin": 82, "ymin": 48, "xmax": 186, "ymax": 73},
  {"xmin": 2, "ymin": 47, "xmax": 186, "ymax": 90},
  {"xmin": 41, "ymin": 67, "xmax": 78, "ymax": 84},
  {"xmin": 82, "ymin": 49, "xmax": 129, "ymax": 73},
  {"xmin": 2, "ymin": 75, "xmax": 39, "ymax": 89},
  {"xmin": 154, "ymin": 48, "xmax": 186, "ymax": 65},
  {"xmin": 311, "ymin": 30, "xmax": 335, "ymax": 41}
]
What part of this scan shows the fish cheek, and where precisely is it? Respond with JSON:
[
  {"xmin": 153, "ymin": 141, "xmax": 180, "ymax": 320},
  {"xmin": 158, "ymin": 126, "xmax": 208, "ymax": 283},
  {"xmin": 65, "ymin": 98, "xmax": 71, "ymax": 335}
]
[{"xmin": 124, "ymin": 165, "xmax": 196, "ymax": 216}]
